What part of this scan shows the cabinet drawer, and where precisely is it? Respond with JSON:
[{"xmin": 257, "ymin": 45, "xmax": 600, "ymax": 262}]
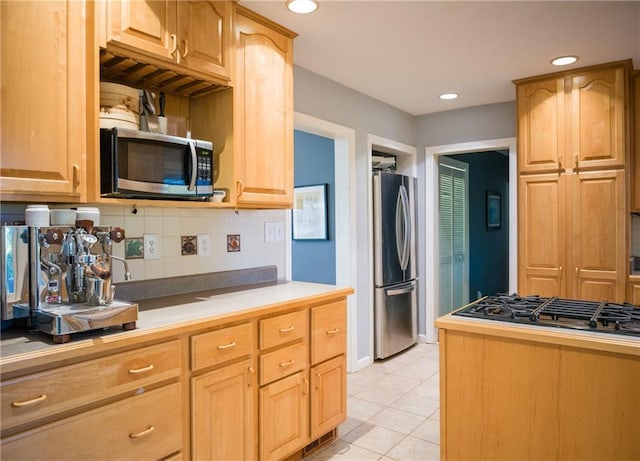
[
  {"xmin": 1, "ymin": 340, "xmax": 181, "ymax": 431},
  {"xmin": 1, "ymin": 382, "xmax": 182, "ymax": 461},
  {"xmin": 260, "ymin": 310, "xmax": 307, "ymax": 350},
  {"xmin": 311, "ymin": 301, "xmax": 347, "ymax": 364},
  {"xmin": 260, "ymin": 341, "xmax": 307, "ymax": 386},
  {"xmin": 191, "ymin": 322, "xmax": 254, "ymax": 371}
]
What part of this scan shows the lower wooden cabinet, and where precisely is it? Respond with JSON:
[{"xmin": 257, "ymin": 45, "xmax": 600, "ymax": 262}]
[
  {"xmin": 1, "ymin": 382, "xmax": 182, "ymax": 461},
  {"xmin": 310, "ymin": 355, "xmax": 346, "ymax": 439},
  {"xmin": 629, "ymin": 280, "xmax": 640, "ymax": 305},
  {"xmin": 191, "ymin": 358, "xmax": 256, "ymax": 461},
  {"xmin": 259, "ymin": 371, "xmax": 309, "ymax": 461}
]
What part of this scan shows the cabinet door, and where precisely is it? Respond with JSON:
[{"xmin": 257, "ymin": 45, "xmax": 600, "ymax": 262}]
[
  {"xmin": 259, "ymin": 371, "xmax": 309, "ymax": 461},
  {"xmin": 177, "ymin": 1, "xmax": 231, "ymax": 80},
  {"xmin": 106, "ymin": 0, "xmax": 176, "ymax": 62},
  {"xmin": 0, "ymin": 1, "xmax": 85, "ymax": 201},
  {"xmin": 516, "ymin": 77, "xmax": 566, "ymax": 173},
  {"xmin": 629, "ymin": 283, "xmax": 640, "ymax": 306},
  {"xmin": 569, "ymin": 66, "xmax": 628, "ymax": 170},
  {"xmin": 192, "ymin": 359, "xmax": 256, "ymax": 461},
  {"xmin": 234, "ymin": 8, "xmax": 295, "ymax": 208},
  {"xmin": 310, "ymin": 355, "xmax": 346, "ymax": 440},
  {"xmin": 570, "ymin": 170, "xmax": 626, "ymax": 302},
  {"xmin": 518, "ymin": 173, "xmax": 567, "ymax": 297}
]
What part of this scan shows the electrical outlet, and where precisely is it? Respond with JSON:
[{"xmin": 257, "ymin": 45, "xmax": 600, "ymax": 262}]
[
  {"xmin": 198, "ymin": 234, "xmax": 211, "ymax": 256},
  {"xmin": 143, "ymin": 234, "xmax": 160, "ymax": 260},
  {"xmin": 264, "ymin": 222, "xmax": 275, "ymax": 242},
  {"xmin": 274, "ymin": 222, "xmax": 284, "ymax": 242}
]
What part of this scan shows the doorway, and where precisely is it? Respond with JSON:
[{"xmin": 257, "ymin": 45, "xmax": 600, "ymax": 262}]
[{"xmin": 424, "ymin": 138, "xmax": 518, "ymax": 343}]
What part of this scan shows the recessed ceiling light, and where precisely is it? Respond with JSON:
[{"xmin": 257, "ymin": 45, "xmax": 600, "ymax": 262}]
[
  {"xmin": 286, "ymin": 0, "xmax": 318, "ymax": 14},
  {"xmin": 551, "ymin": 55, "xmax": 578, "ymax": 66},
  {"xmin": 439, "ymin": 93, "xmax": 459, "ymax": 100}
]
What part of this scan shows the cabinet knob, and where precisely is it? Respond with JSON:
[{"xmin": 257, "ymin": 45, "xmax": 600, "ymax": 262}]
[
  {"xmin": 169, "ymin": 34, "xmax": 178, "ymax": 60},
  {"xmin": 182, "ymin": 38, "xmax": 189, "ymax": 58}
]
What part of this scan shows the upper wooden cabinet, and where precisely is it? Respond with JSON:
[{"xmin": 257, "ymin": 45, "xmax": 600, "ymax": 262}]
[
  {"xmin": 234, "ymin": 6, "xmax": 296, "ymax": 208},
  {"xmin": 104, "ymin": 0, "xmax": 232, "ymax": 82},
  {"xmin": 515, "ymin": 61, "xmax": 631, "ymax": 174},
  {"xmin": 516, "ymin": 76, "xmax": 565, "ymax": 173},
  {"xmin": 0, "ymin": 0, "xmax": 89, "ymax": 202}
]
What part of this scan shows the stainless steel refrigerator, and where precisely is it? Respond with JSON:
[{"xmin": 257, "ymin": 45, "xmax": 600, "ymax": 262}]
[{"xmin": 373, "ymin": 171, "xmax": 418, "ymax": 359}]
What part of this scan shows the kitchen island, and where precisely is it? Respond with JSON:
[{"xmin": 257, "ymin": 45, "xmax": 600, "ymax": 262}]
[
  {"xmin": 1, "ymin": 281, "xmax": 353, "ymax": 461},
  {"xmin": 436, "ymin": 311, "xmax": 640, "ymax": 461}
]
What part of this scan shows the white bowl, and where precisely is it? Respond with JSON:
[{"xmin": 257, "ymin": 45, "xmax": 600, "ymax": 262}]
[{"xmin": 212, "ymin": 190, "xmax": 226, "ymax": 202}]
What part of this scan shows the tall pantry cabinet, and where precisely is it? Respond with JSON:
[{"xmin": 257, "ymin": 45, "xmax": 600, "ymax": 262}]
[{"xmin": 515, "ymin": 61, "xmax": 631, "ymax": 303}]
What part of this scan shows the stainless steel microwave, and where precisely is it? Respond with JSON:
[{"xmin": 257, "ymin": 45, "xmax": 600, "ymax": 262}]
[{"xmin": 100, "ymin": 128, "xmax": 214, "ymax": 200}]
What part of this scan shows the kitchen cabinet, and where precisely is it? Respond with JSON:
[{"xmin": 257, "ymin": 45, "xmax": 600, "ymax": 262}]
[
  {"xmin": 436, "ymin": 314, "xmax": 640, "ymax": 461},
  {"xmin": 515, "ymin": 61, "xmax": 631, "ymax": 302},
  {"xmin": 104, "ymin": 0, "xmax": 232, "ymax": 82},
  {"xmin": 190, "ymin": 322, "xmax": 256, "ymax": 461},
  {"xmin": 516, "ymin": 62, "xmax": 628, "ymax": 174},
  {"xmin": 1, "ymin": 340, "xmax": 183, "ymax": 460},
  {"xmin": 192, "ymin": 358, "xmax": 256, "ymax": 461},
  {"xmin": 630, "ymin": 280, "xmax": 640, "ymax": 305},
  {"xmin": 310, "ymin": 355, "xmax": 346, "ymax": 440},
  {"xmin": 0, "ymin": 0, "xmax": 89, "ymax": 202},
  {"xmin": 234, "ymin": 6, "xmax": 296, "ymax": 208}
]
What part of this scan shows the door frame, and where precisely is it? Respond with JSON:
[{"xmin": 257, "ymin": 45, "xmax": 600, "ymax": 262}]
[
  {"xmin": 424, "ymin": 138, "xmax": 517, "ymax": 343},
  {"xmin": 287, "ymin": 112, "xmax": 358, "ymax": 372}
]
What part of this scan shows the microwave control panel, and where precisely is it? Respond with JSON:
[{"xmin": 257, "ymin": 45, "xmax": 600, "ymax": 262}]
[{"xmin": 197, "ymin": 150, "xmax": 213, "ymax": 185}]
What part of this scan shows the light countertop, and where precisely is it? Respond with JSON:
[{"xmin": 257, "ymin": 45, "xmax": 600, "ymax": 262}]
[{"xmin": 0, "ymin": 281, "xmax": 354, "ymax": 363}]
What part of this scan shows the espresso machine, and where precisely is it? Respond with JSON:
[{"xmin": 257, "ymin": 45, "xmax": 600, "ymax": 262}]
[{"xmin": 2, "ymin": 221, "xmax": 138, "ymax": 343}]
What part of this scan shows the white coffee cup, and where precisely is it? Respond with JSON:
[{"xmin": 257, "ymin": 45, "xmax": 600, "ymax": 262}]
[{"xmin": 25, "ymin": 205, "xmax": 50, "ymax": 227}]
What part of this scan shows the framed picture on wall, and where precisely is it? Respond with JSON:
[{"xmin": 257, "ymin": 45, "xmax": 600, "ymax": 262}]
[
  {"xmin": 293, "ymin": 184, "xmax": 328, "ymax": 240},
  {"xmin": 486, "ymin": 190, "xmax": 501, "ymax": 231}
]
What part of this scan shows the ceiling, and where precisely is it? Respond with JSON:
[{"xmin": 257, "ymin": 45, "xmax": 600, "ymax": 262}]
[{"xmin": 239, "ymin": 1, "xmax": 640, "ymax": 116}]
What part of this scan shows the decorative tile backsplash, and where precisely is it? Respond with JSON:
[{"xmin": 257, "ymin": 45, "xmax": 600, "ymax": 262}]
[{"xmin": 0, "ymin": 204, "xmax": 287, "ymax": 283}]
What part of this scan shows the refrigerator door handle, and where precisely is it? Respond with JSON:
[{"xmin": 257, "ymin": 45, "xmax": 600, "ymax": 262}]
[
  {"xmin": 397, "ymin": 184, "xmax": 411, "ymax": 271},
  {"xmin": 395, "ymin": 188, "xmax": 405, "ymax": 268},
  {"xmin": 385, "ymin": 281, "xmax": 416, "ymax": 296}
]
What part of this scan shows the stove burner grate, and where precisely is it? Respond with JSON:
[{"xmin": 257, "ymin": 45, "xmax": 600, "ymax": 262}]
[{"xmin": 454, "ymin": 294, "xmax": 640, "ymax": 338}]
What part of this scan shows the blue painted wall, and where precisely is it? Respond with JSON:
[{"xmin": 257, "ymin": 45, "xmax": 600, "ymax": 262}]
[
  {"xmin": 293, "ymin": 130, "xmax": 336, "ymax": 284},
  {"xmin": 448, "ymin": 151, "xmax": 509, "ymax": 299}
]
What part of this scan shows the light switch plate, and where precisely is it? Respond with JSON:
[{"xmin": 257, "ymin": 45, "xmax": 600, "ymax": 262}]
[
  {"xmin": 264, "ymin": 222, "xmax": 275, "ymax": 242},
  {"xmin": 143, "ymin": 234, "xmax": 160, "ymax": 260},
  {"xmin": 197, "ymin": 234, "xmax": 211, "ymax": 256},
  {"xmin": 274, "ymin": 222, "xmax": 284, "ymax": 242}
]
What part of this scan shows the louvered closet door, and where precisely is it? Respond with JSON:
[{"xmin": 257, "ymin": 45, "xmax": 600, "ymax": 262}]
[{"xmin": 438, "ymin": 157, "xmax": 469, "ymax": 316}]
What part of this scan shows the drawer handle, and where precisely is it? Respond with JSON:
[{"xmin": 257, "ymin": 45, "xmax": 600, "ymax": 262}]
[
  {"xmin": 279, "ymin": 359, "xmax": 295, "ymax": 368},
  {"xmin": 279, "ymin": 326, "xmax": 295, "ymax": 333},
  {"xmin": 11, "ymin": 394, "xmax": 47, "ymax": 408},
  {"xmin": 217, "ymin": 341, "xmax": 237, "ymax": 350},
  {"xmin": 129, "ymin": 426, "xmax": 155, "ymax": 439},
  {"xmin": 326, "ymin": 328, "xmax": 340, "ymax": 335},
  {"xmin": 128, "ymin": 364, "xmax": 154, "ymax": 375}
]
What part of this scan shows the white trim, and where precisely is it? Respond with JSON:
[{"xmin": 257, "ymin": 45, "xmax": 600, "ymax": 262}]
[
  {"xmin": 366, "ymin": 134, "xmax": 417, "ymax": 363},
  {"xmin": 424, "ymin": 137, "xmax": 518, "ymax": 343},
  {"xmin": 292, "ymin": 112, "xmax": 358, "ymax": 372}
]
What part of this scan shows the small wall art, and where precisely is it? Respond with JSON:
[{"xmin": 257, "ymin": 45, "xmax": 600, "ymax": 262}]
[
  {"xmin": 181, "ymin": 235, "xmax": 198, "ymax": 255},
  {"xmin": 227, "ymin": 234, "xmax": 241, "ymax": 252},
  {"xmin": 124, "ymin": 237, "xmax": 144, "ymax": 259},
  {"xmin": 486, "ymin": 190, "xmax": 501, "ymax": 231},
  {"xmin": 292, "ymin": 184, "xmax": 328, "ymax": 240}
]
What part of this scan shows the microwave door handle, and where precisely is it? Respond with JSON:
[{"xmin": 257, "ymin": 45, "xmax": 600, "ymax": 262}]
[{"xmin": 187, "ymin": 141, "xmax": 197, "ymax": 191}]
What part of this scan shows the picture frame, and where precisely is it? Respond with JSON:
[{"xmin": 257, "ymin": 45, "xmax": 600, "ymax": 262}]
[
  {"xmin": 486, "ymin": 190, "xmax": 501, "ymax": 231},
  {"xmin": 292, "ymin": 184, "xmax": 328, "ymax": 240}
]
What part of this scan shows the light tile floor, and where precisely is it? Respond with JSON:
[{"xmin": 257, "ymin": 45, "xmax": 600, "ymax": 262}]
[{"xmin": 308, "ymin": 343, "xmax": 440, "ymax": 461}]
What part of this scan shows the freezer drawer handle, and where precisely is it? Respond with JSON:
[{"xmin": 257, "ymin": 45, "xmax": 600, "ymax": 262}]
[{"xmin": 386, "ymin": 286, "xmax": 414, "ymax": 296}]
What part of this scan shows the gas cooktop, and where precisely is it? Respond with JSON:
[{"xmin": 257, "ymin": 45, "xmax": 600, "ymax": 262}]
[{"xmin": 453, "ymin": 294, "xmax": 640, "ymax": 338}]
